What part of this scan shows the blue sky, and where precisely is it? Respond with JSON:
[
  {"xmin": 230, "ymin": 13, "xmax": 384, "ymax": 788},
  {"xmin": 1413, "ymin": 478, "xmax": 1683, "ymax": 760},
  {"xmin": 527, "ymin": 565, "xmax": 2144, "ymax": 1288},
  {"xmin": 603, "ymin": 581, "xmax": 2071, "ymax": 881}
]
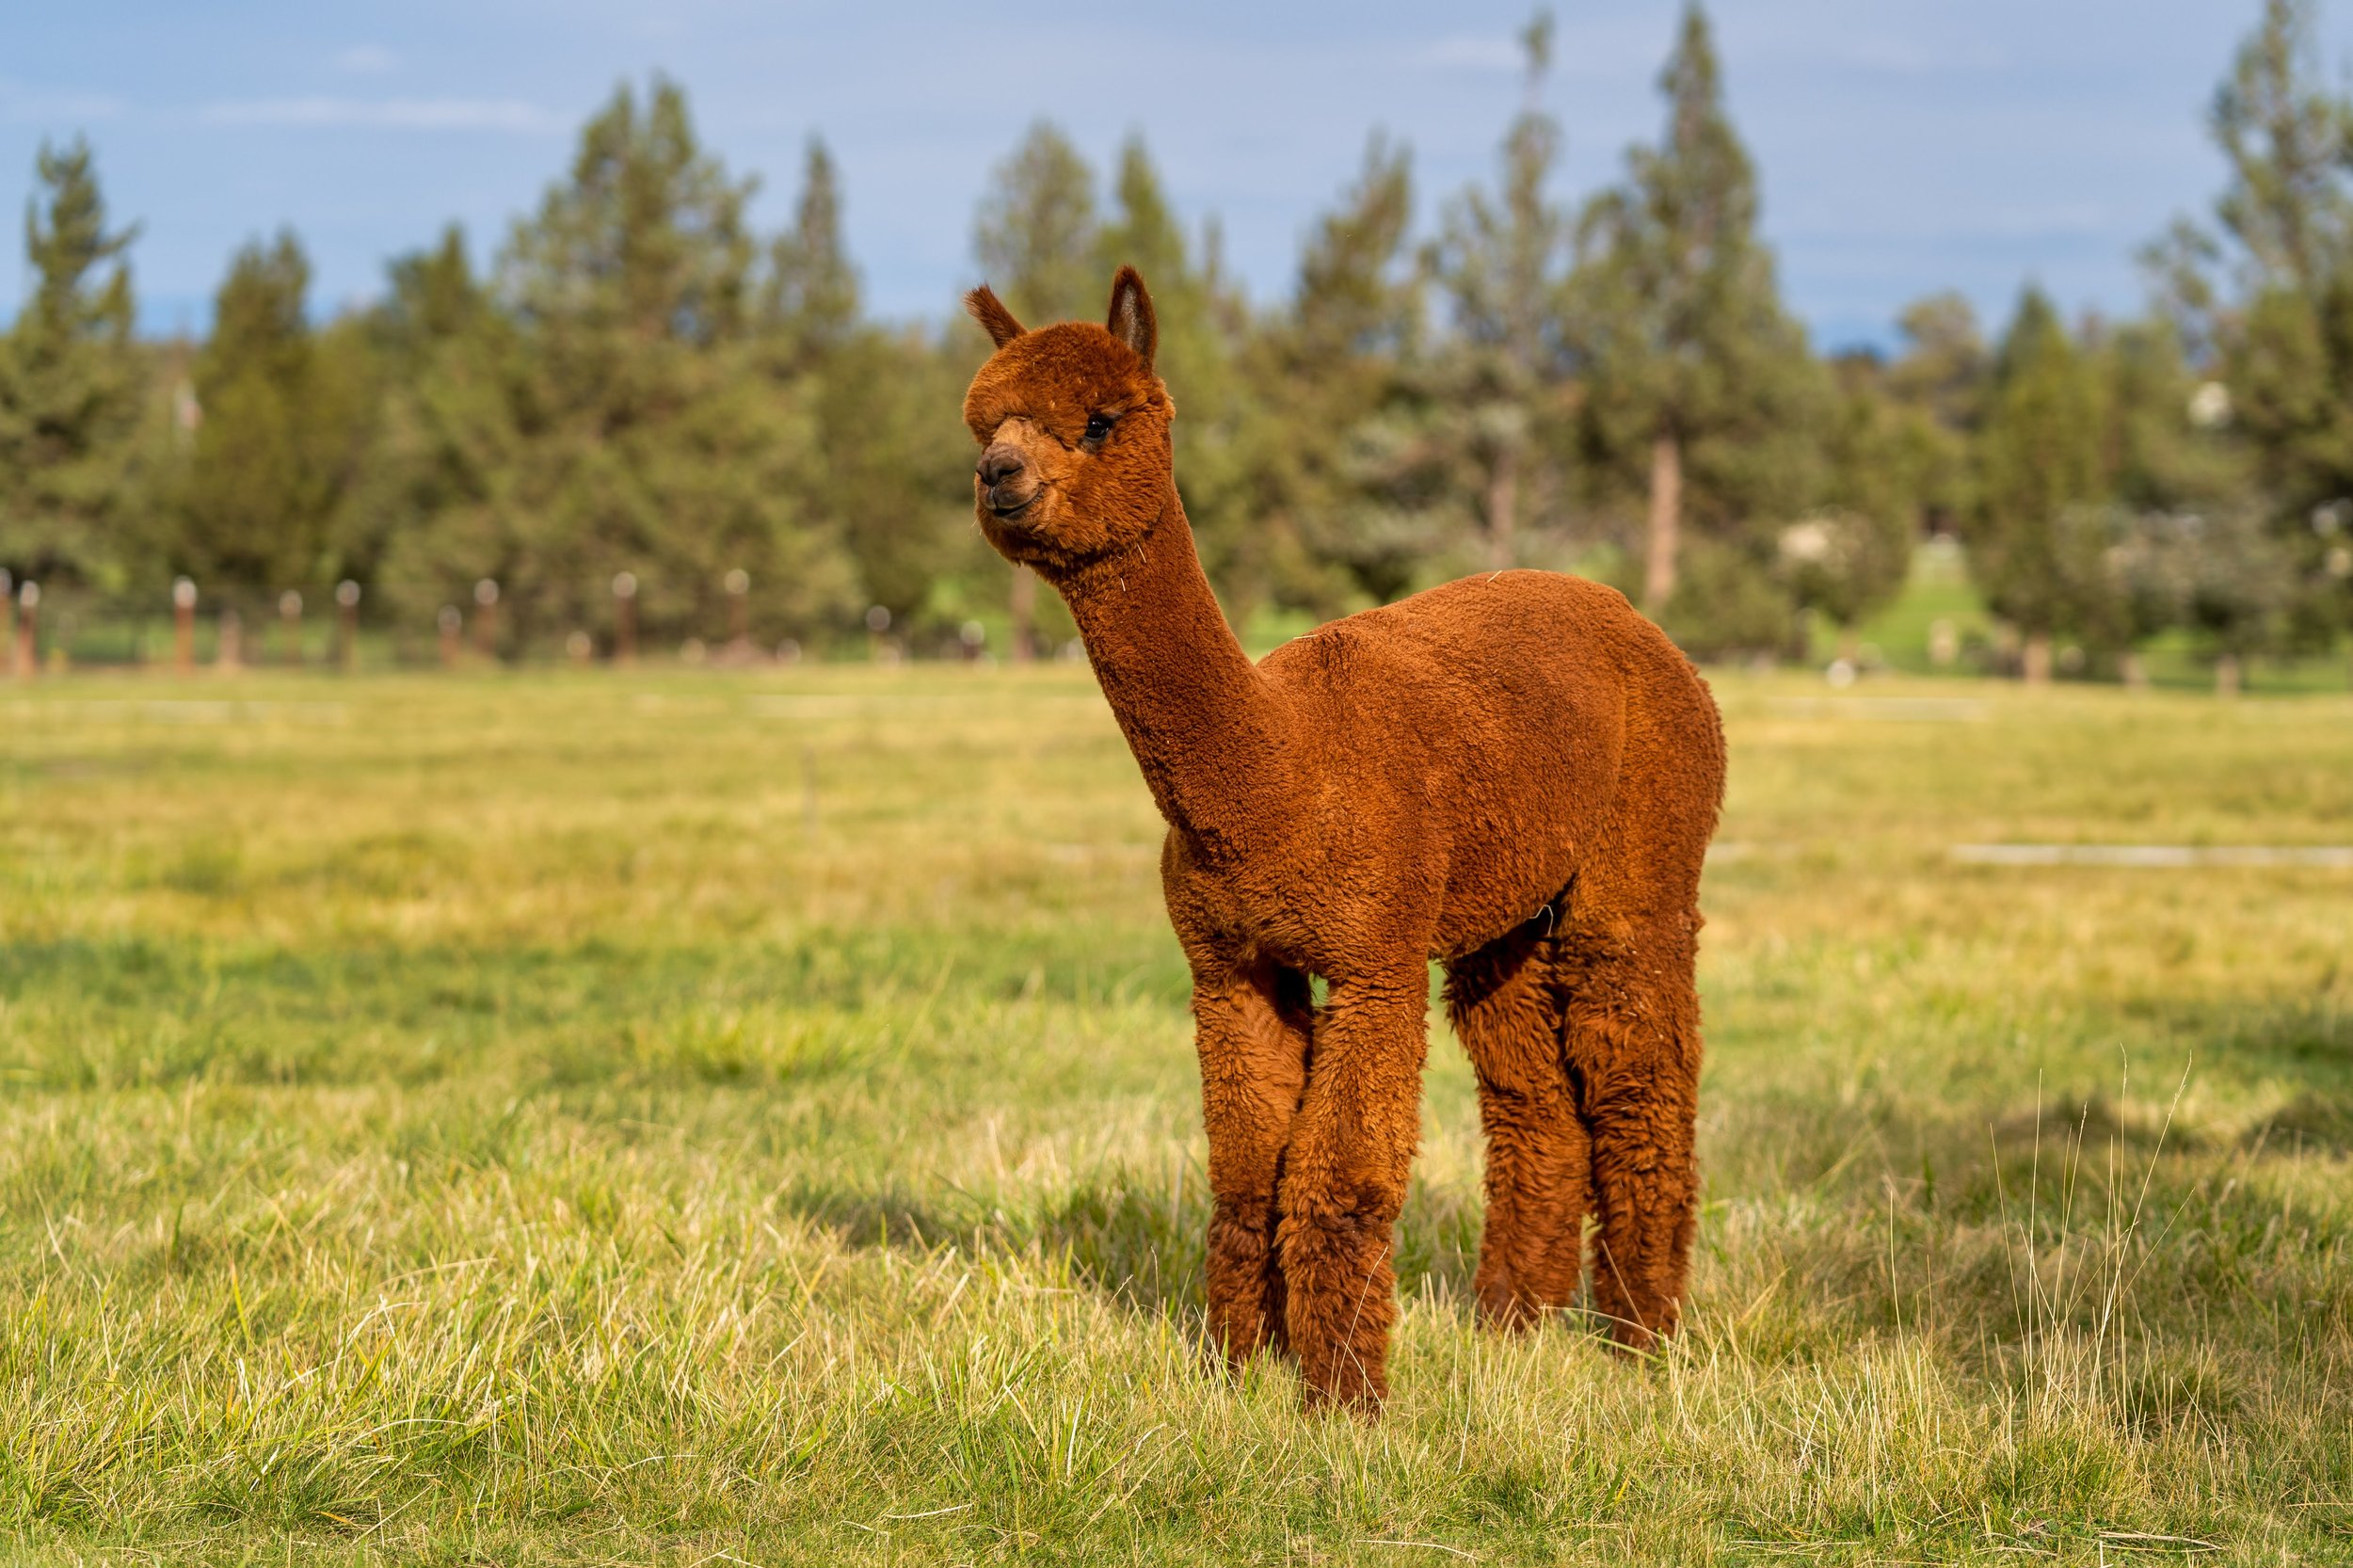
[{"xmin": 4, "ymin": 1, "xmax": 2349, "ymax": 350}]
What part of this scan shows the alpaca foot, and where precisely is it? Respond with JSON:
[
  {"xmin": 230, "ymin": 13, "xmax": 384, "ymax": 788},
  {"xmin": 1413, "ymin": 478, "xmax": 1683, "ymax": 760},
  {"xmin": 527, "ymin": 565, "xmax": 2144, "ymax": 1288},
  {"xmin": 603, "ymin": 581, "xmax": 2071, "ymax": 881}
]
[
  {"xmin": 1278, "ymin": 1197, "xmax": 1401, "ymax": 1415},
  {"xmin": 1473, "ymin": 1277, "xmax": 1546, "ymax": 1333},
  {"xmin": 1206, "ymin": 1205, "xmax": 1289, "ymax": 1369},
  {"xmin": 1299, "ymin": 1347, "xmax": 1386, "ymax": 1415},
  {"xmin": 1597, "ymin": 1295, "xmax": 1678, "ymax": 1355}
]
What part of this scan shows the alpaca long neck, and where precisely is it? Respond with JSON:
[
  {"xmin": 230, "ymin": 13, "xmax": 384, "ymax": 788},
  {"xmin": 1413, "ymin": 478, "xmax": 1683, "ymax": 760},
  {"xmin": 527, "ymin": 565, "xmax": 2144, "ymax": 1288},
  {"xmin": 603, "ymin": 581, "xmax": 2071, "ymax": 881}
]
[{"xmin": 1053, "ymin": 497, "xmax": 1292, "ymax": 857}]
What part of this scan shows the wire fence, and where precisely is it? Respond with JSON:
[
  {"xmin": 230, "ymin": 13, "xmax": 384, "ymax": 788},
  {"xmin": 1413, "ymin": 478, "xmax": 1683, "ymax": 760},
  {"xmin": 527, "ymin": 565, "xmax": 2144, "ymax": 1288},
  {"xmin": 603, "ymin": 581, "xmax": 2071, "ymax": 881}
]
[{"xmin": 0, "ymin": 569, "xmax": 1002, "ymax": 674}]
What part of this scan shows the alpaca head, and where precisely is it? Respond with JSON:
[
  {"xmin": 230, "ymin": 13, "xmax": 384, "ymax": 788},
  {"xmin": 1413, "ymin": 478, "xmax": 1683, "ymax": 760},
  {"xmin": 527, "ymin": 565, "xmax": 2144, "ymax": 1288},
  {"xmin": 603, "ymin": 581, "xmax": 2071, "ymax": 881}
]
[{"xmin": 962, "ymin": 266, "xmax": 1175, "ymax": 574}]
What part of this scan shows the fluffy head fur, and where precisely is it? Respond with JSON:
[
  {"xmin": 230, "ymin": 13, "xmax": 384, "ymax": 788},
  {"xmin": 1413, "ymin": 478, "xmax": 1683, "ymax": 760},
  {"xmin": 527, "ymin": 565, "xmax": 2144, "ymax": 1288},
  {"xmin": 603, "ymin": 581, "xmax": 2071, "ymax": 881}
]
[{"xmin": 962, "ymin": 268, "xmax": 1175, "ymax": 572}]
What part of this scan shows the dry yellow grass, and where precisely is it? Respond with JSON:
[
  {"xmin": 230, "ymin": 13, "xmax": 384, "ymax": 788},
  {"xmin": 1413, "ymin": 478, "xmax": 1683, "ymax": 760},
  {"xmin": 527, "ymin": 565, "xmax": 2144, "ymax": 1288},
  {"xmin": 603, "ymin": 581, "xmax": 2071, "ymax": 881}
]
[{"xmin": 1, "ymin": 665, "xmax": 2347, "ymax": 1563}]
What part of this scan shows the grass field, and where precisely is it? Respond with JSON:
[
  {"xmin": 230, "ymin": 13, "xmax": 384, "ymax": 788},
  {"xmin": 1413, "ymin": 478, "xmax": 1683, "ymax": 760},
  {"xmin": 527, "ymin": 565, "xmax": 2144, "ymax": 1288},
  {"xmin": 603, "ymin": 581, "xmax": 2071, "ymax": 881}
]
[{"xmin": 2, "ymin": 663, "xmax": 2349, "ymax": 1565}]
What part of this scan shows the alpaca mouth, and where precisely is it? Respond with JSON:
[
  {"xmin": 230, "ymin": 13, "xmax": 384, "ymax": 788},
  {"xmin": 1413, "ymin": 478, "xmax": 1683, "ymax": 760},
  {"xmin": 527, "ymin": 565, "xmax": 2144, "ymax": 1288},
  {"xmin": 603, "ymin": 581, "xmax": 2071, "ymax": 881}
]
[{"xmin": 988, "ymin": 491, "xmax": 1039, "ymax": 523}]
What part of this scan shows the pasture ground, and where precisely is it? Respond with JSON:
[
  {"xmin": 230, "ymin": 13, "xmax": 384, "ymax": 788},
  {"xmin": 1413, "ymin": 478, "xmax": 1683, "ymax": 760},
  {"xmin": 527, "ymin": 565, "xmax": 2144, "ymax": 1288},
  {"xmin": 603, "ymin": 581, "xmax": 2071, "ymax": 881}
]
[{"xmin": 1, "ymin": 664, "xmax": 2348, "ymax": 1564}]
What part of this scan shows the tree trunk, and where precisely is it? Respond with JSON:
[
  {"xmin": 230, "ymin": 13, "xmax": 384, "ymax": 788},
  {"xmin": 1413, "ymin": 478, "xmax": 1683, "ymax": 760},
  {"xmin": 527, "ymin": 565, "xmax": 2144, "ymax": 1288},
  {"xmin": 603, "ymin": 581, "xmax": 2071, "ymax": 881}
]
[
  {"xmin": 2216, "ymin": 651, "xmax": 2242, "ymax": 698},
  {"xmin": 1642, "ymin": 431, "xmax": 1682, "ymax": 616},
  {"xmin": 2021, "ymin": 632, "xmax": 2052, "ymax": 685},
  {"xmin": 1009, "ymin": 565, "xmax": 1038, "ymax": 664},
  {"xmin": 1485, "ymin": 441, "xmax": 1518, "ymax": 573}
]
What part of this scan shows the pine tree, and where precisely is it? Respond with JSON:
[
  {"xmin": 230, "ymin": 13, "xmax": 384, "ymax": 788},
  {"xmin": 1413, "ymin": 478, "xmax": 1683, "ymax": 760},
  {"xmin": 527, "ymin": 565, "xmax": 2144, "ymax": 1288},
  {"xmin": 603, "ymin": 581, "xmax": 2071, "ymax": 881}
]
[
  {"xmin": 1968, "ymin": 288, "xmax": 2106, "ymax": 680},
  {"xmin": 1791, "ymin": 353, "xmax": 1923, "ymax": 658},
  {"xmin": 0, "ymin": 137, "xmax": 142, "ymax": 589},
  {"xmin": 1241, "ymin": 134, "xmax": 1426, "ymax": 612},
  {"xmin": 1876, "ymin": 293, "xmax": 1988, "ymax": 536},
  {"xmin": 177, "ymin": 232, "xmax": 368, "ymax": 595},
  {"xmin": 768, "ymin": 150, "xmax": 983, "ymax": 641},
  {"xmin": 1093, "ymin": 136, "xmax": 1251, "ymax": 607},
  {"xmin": 338, "ymin": 226, "xmax": 519, "ymax": 600},
  {"xmin": 973, "ymin": 123, "xmax": 1098, "ymax": 328},
  {"xmin": 2201, "ymin": 0, "xmax": 2353, "ymax": 518},
  {"xmin": 768, "ymin": 138, "xmax": 859, "ymax": 372},
  {"xmin": 1569, "ymin": 2, "xmax": 1824, "ymax": 627},
  {"xmin": 2210, "ymin": 0, "xmax": 2353, "ymax": 296},
  {"xmin": 2161, "ymin": 0, "xmax": 2353, "ymax": 657},
  {"xmin": 1428, "ymin": 10, "xmax": 1573, "ymax": 573},
  {"xmin": 378, "ymin": 78, "xmax": 855, "ymax": 655}
]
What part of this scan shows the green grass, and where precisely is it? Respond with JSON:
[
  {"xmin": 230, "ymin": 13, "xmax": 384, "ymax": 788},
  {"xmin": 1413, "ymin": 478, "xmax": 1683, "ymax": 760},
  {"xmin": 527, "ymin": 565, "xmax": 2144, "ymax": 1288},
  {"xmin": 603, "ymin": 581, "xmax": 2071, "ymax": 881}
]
[{"xmin": 2, "ymin": 664, "xmax": 2349, "ymax": 1564}]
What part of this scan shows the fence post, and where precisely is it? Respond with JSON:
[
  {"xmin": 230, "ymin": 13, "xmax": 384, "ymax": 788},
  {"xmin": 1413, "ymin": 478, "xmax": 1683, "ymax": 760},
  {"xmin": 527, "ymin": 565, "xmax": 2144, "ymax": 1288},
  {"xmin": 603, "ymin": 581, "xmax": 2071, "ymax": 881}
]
[
  {"xmin": 279, "ymin": 590, "xmax": 304, "ymax": 667},
  {"xmin": 173, "ymin": 577, "xmax": 198, "ymax": 675},
  {"xmin": 725, "ymin": 568, "xmax": 749, "ymax": 650},
  {"xmin": 13, "ymin": 581, "xmax": 36, "ymax": 680},
  {"xmin": 217, "ymin": 608, "xmax": 242, "ymax": 673},
  {"xmin": 335, "ymin": 580, "xmax": 360, "ymax": 671},
  {"xmin": 473, "ymin": 579, "xmax": 500, "ymax": 662},
  {"xmin": 0, "ymin": 569, "xmax": 13, "ymax": 678},
  {"xmin": 438, "ymin": 605, "xmax": 462, "ymax": 668},
  {"xmin": 613, "ymin": 572, "xmax": 638, "ymax": 666}
]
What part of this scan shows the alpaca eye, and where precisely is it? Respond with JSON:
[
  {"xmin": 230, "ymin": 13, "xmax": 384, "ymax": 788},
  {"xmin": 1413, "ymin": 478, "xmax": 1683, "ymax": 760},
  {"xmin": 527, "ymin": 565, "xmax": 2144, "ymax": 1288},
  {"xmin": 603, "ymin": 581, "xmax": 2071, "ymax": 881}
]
[{"xmin": 1083, "ymin": 413, "xmax": 1114, "ymax": 443}]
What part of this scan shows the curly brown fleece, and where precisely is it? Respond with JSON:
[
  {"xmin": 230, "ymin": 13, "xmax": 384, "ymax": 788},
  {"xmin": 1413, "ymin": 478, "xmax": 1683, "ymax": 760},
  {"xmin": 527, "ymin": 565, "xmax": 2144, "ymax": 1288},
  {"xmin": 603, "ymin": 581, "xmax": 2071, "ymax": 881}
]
[{"xmin": 962, "ymin": 268, "xmax": 1726, "ymax": 1412}]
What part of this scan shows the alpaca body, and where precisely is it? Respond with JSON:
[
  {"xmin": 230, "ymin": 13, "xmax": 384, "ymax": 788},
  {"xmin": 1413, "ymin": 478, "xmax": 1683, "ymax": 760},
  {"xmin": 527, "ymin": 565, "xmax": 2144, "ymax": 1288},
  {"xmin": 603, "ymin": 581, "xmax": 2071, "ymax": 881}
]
[
  {"xmin": 960, "ymin": 269, "xmax": 1723, "ymax": 1410},
  {"xmin": 1162, "ymin": 568, "xmax": 1716, "ymax": 973}
]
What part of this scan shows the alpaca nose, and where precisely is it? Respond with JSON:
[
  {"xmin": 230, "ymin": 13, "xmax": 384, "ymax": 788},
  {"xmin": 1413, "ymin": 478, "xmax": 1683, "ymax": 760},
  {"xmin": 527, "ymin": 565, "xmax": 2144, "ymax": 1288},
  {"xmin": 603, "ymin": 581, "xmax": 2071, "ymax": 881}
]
[{"xmin": 977, "ymin": 444, "xmax": 1027, "ymax": 489}]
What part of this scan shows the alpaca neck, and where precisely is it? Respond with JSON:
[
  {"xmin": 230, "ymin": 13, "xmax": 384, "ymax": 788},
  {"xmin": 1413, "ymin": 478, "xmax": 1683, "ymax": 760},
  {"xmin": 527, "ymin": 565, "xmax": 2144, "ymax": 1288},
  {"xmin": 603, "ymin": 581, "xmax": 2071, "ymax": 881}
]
[{"xmin": 1050, "ymin": 494, "xmax": 1293, "ymax": 857}]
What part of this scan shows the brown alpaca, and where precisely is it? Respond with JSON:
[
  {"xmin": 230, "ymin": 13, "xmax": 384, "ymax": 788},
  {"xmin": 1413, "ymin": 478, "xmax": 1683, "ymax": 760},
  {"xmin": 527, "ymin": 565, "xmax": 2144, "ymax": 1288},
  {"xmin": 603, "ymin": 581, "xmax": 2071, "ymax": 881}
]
[{"xmin": 962, "ymin": 268, "xmax": 1725, "ymax": 1411}]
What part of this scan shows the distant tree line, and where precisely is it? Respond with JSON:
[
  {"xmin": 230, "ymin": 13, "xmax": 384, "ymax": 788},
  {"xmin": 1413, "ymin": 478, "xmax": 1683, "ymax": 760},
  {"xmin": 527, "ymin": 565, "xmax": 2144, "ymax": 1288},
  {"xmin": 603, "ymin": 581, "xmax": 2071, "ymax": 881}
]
[{"xmin": 2, "ymin": 1, "xmax": 2349, "ymax": 686}]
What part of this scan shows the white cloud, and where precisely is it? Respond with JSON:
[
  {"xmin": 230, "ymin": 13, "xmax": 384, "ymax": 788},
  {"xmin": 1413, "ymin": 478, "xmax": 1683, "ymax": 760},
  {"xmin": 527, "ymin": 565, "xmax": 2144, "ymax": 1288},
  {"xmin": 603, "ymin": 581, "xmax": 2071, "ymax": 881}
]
[
  {"xmin": 1827, "ymin": 35, "xmax": 2009, "ymax": 75},
  {"xmin": 0, "ymin": 79, "xmax": 126, "ymax": 123},
  {"xmin": 1422, "ymin": 35, "xmax": 1519, "ymax": 72},
  {"xmin": 331, "ymin": 44, "xmax": 400, "ymax": 76},
  {"xmin": 200, "ymin": 96, "xmax": 559, "ymax": 133}
]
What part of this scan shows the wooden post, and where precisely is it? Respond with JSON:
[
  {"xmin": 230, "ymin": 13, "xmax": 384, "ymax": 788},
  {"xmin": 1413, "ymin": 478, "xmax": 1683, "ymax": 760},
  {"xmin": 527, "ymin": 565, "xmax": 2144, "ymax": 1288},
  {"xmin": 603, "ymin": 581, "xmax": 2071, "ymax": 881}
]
[
  {"xmin": 279, "ymin": 590, "xmax": 304, "ymax": 667},
  {"xmin": 2021, "ymin": 632, "xmax": 2053, "ymax": 685},
  {"xmin": 613, "ymin": 572, "xmax": 638, "ymax": 666},
  {"xmin": 472, "ymin": 579, "xmax": 499, "ymax": 662},
  {"xmin": 13, "ymin": 581, "xmax": 36, "ymax": 680},
  {"xmin": 725, "ymin": 568, "xmax": 749, "ymax": 649},
  {"xmin": 173, "ymin": 577, "xmax": 198, "ymax": 675},
  {"xmin": 1643, "ymin": 431, "xmax": 1682, "ymax": 615},
  {"xmin": 1008, "ymin": 566, "xmax": 1036, "ymax": 662},
  {"xmin": 438, "ymin": 605, "xmax": 462, "ymax": 668},
  {"xmin": 335, "ymin": 580, "xmax": 360, "ymax": 671},
  {"xmin": 216, "ymin": 608, "xmax": 242, "ymax": 673}
]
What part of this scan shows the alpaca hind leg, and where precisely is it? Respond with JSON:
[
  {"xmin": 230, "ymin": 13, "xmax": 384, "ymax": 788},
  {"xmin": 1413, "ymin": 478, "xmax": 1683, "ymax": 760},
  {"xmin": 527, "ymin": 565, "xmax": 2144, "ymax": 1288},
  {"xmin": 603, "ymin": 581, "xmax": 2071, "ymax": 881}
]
[
  {"xmin": 1190, "ymin": 958, "xmax": 1313, "ymax": 1368},
  {"xmin": 1277, "ymin": 959, "xmax": 1429, "ymax": 1410},
  {"xmin": 1557, "ymin": 922, "xmax": 1702, "ymax": 1352},
  {"xmin": 1445, "ymin": 925, "xmax": 1589, "ymax": 1331}
]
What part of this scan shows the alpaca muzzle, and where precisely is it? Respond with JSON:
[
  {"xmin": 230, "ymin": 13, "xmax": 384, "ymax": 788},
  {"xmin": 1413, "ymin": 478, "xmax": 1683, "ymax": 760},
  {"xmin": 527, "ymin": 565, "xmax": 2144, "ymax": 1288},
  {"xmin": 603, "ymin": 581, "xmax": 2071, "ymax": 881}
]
[{"xmin": 978, "ymin": 441, "xmax": 1039, "ymax": 519}]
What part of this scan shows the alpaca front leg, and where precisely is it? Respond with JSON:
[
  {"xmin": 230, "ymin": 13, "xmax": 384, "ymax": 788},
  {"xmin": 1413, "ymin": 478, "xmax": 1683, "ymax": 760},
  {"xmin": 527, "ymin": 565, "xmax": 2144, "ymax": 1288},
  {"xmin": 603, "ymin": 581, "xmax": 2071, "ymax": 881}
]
[
  {"xmin": 1191, "ymin": 960, "xmax": 1313, "ymax": 1368},
  {"xmin": 1276, "ymin": 961, "xmax": 1430, "ymax": 1411}
]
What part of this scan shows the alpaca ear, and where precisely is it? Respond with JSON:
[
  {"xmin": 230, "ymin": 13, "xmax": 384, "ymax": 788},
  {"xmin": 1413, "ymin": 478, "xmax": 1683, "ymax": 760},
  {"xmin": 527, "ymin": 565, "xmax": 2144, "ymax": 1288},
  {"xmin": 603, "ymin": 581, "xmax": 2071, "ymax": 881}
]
[
  {"xmin": 1106, "ymin": 266, "xmax": 1157, "ymax": 369},
  {"xmin": 964, "ymin": 285, "xmax": 1026, "ymax": 349}
]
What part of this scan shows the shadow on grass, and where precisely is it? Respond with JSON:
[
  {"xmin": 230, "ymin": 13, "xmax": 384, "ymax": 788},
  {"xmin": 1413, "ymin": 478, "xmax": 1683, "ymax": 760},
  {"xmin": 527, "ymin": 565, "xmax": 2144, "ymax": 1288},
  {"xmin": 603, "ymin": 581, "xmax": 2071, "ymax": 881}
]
[
  {"xmin": 776, "ymin": 1168, "xmax": 1485, "ymax": 1318},
  {"xmin": 2097, "ymin": 991, "xmax": 2352, "ymax": 1153}
]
